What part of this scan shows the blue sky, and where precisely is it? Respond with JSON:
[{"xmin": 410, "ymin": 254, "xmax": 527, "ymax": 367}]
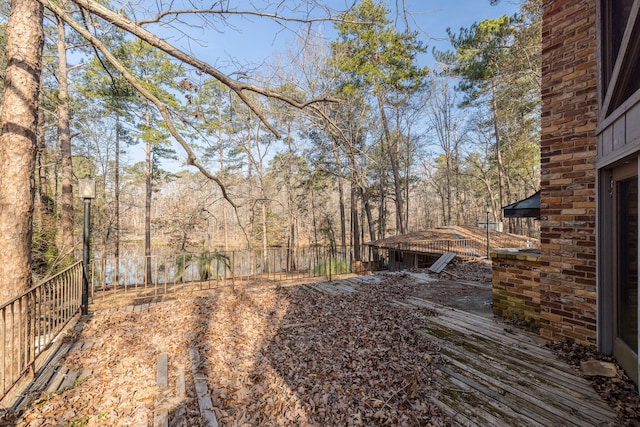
[
  {"xmin": 408, "ymin": 0, "xmax": 521, "ymax": 62},
  {"xmin": 163, "ymin": 0, "xmax": 521, "ymax": 74}
]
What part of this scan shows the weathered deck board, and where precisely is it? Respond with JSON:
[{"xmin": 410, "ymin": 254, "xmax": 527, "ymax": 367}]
[
  {"xmin": 429, "ymin": 251, "xmax": 457, "ymax": 273},
  {"xmin": 1, "ymin": 315, "xmax": 82, "ymax": 410},
  {"xmin": 303, "ymin": 281, "xmax": 358, "ymax": 296},
  {"xmin": 434, "ymin": 334, "xmax": 603, "ymax": 409},
  {"xmin": 405, "ymin": 297, "xmax": 617, "ymax": 426},
  {"xmin": 189, "ymin": 347, "xmax": 219, "ymax": 427},
  {"xmin": 154, "ymin": 353, "xmax": 170, "ymax": 427},
  {"xmin": 30, "ymin": 342, "xmax": 72, "ymax": 394},
  {"xmin": 407, "ymin": 300, "xmax": 599, "ymax": 393},
  {"xmin": 429, "ymin": 395, "xmax": 484, "ymax": 427},
  {"xmin": 157, "ymin": 353, "xmax": 169, "ymax": 388}
]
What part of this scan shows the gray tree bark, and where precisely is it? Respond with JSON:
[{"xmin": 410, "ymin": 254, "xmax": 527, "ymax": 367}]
[
  {"xmin": 57, "ymin": 16, "xmax": 75, "ymax": 259},
  {"xmin": 144, "ymin": 104, "xmax": 152, "ymax": 285}
]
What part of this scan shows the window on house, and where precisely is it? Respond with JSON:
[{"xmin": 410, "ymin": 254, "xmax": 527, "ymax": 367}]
[{"xmin": 601, "ymin": 0, "xmax": 640, "ymax": 115}]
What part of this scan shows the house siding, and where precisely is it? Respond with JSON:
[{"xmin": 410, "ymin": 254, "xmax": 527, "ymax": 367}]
[{"xmin": 539, "ymin": 0, "xmax": 599, "ymax": 345}]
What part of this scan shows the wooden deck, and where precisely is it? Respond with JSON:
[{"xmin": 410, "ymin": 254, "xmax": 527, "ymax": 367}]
[
  {"xmin": 305, "ymin": 277, "xmax": 617, "ymax": 426},
  {"xmin": 2, "ymin": 275, "xmax": 618, "ymax": 426},
  {"xmin": 404, "ymin": 297, "xmax": 616, "ymax": 426}
]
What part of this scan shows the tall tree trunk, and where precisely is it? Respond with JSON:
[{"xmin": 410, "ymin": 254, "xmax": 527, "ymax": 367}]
[
  {"xmin": 360, "ymin": 186, "xmax": 379, "ymax": 261},
  {"xmin": 491, "ymin": 83, "xmax": 505, "ymax": 219},
  {"xmin": 261, "ymin": 203, "xmax": 268, "ymax": 273},
  {"xmin": 346, "ymin": 148, "xmax": 361, "ymax": 260},
  {"xmin": 360, "ymin": 187, "xmax": 376, "ymax": 243},
  {"xmin": 33, "ymin": 89, "xmax": 57, "ymax": 276},
  {"xmin": 285, "ymin": 124, "xmax": 297, "ymax": 270},
  {"xmin": 311, "ymin": 189, "xmax": 319, "ymax": 264},
  {"xmin": 0, "ymin": 0, "xmax": 44, "ymax": 302},
  {"xmin": 375, "ymin": 92, "xmax": 405, "ymax": 234},
  {"xmin": 217, "ymin": 94, "xmax": 229, "ymax": 252},
  {"xmin": 454, "ymin": 153, "xmax": 463, "ymax": 225},
  {"xmin": 222, "ymin": 196, "xmax": 229, "ymax": 250},
  {"xmin": 144, "ymin": 105, "xmax": 152, "ymax": 285},
  {"xmin": 378, "ymin": 179, "xmax": 386, "ymax": 239},
  {"xmin": 288, "ymin": 221, "xmax": 296, "ymax": 271},
  {"xmin": 245, "ymin": 144, "xmax": 254, "ymax": 251},
  {"xmin": 446, "ymin": 154, "xmax": 452, "ymax": 225},
  {"xmin": 440, "ymin": 198, "xmax": 446, "ymax": 226},
  {"xmin": 57, "ymin": 17, "xmax": 74, "ymax": 259},
  {"xmin": 405, "ymin": 145, "xmax": 410, "ymax": 232},
  {"xmin": 114, "ymin": 112, "xmax": 120, "ymax": 282},
  {"xmin": 337, "ymin": 176, "xmax": 346, "ymax": 254},
  {"xmin": 37, "ymin": 90, "xmax": 53, "ymax": 216},
  {"xmin": 331, "ymin": 141, "xmax": 346, "ymax": 254},
  {"xmin": 350, "ymin": 183, "xmax": 360, "ymax": 261}
]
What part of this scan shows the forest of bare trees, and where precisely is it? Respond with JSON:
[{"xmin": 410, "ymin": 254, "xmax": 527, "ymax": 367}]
[{"xmin": 0, "ymin": 0, "xmax": 541, "ymax": 299}]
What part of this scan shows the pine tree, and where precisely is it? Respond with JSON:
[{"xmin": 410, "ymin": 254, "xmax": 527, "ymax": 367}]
[{"xmin": 330, "ymin": 0, "xmax": 428, "ymax": 235}]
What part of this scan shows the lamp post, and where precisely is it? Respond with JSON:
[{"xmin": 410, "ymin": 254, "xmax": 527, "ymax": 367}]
[
  {"xmin": 486, "ymin": 209, "xmax": 491, "ymax": 259},
  {"xmin": 78, "ymin": 177, "xmax": 95, "ymax": 315}
]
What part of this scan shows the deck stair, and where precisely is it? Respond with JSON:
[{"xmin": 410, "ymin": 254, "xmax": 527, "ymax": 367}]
[{"xmin": 428, "ymin": 251, "xmax": 456, "ymax": 273}]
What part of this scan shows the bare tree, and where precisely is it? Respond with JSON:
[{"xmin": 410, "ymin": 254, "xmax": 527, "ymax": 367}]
[
  {"xmin": 56, "ymin": 15, "xmax": 75, "ymax": 260},
  {"xmin": 425, "ymin": 73, "xmax": 466, "ymax": 225},
  {"xmin": 1, "ymin": 0, "xmax": 344, "ymax": 299}
]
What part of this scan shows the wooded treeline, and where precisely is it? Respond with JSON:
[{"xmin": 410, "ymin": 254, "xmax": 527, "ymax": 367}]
[{"xmin": 0, "ymin": 0, "xmax": 541, "ymax": 288}]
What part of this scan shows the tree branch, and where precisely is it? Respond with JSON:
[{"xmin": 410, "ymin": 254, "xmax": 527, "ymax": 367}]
[
  {"xmin": 135, "ymin": 8, "xmax": 341, "ymax": 26},
  {"xmin": 53, "ymin": 0, "xmax": 342, "ymax": 139},
  {"xmin": 41, "ymin": 0, "xmax": 239, "ymax": 208}
]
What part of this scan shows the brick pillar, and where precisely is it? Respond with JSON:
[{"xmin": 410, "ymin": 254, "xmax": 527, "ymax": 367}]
[
  {"xmin": 539, "ymin": 0, "xmax": 598, "ymax": 345},
  {"xmin": 492, "ymin": 250, "xmax": 541, "ymax": 326}
]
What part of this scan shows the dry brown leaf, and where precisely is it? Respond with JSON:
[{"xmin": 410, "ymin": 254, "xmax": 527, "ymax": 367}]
[{"xmin": 8, "ymin": 278, "xmax": 459, "ymax": 426}]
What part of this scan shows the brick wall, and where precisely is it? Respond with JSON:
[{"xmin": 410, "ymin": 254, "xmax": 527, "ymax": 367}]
[
  {"xmin": 492, "ymin": 251, "xmax": 541, "ymax": 326},
  {"xmin": 539, "ymin": 0, "xmax": 599, "ymax": 345}
]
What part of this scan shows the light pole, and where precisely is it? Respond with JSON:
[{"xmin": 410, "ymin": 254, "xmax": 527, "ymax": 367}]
[
  {"xmin": 486, "ymin": 209, "xmax": 491, "ymax": 259},
  {"xmin": 78, "ymin": 177, "xmax": 95, "ymax": 315}
]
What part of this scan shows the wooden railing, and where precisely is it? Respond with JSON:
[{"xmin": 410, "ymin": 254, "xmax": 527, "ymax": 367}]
[{"xmin": 0, "ymin": 262, "xmax": 83, "ymax": 402}]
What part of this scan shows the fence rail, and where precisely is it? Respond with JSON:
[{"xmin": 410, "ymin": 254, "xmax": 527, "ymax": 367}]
[
  {"xmin": 90, "ymin": 246, "xmax": 369, "ymax": 303},
  {"xmin": 385, "ymin": 239, "xmax": 484, "ymax": 259},
  {"xmin": 1, "ymin": 261, "xmax": 83, "ymax": 402},
  {"xmin": 369, "ymin": 236, "xmax": 539, "ymax": 259}
]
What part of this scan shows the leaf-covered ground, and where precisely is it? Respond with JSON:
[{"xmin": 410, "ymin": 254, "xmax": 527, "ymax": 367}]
[
  {"xmin": 8, "ymin": 277, "xmax": 452, "ymax": 426},
  {"xmin": 4, "ymin": 263, "xmax": 638, "ymax": 426}
]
